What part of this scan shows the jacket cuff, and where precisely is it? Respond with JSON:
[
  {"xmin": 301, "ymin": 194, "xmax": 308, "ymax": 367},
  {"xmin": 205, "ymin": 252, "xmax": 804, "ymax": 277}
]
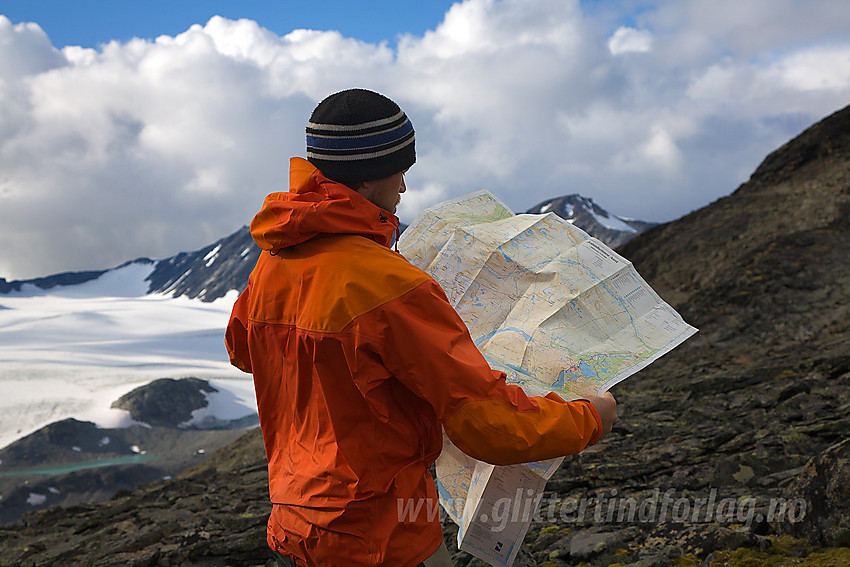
[{"xmin": 575, "ymin": 398, "xmax": 603, "ymax": 446}]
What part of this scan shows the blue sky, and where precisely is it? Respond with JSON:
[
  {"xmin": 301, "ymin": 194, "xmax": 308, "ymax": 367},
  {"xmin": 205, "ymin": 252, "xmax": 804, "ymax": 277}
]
[
  {"xmin": 1, "ymin": 0, "xmax": 459, "ymax": 48},
  {"xmin": 1, "ymin": 0, "xmax": 850, "ymax": 279}
]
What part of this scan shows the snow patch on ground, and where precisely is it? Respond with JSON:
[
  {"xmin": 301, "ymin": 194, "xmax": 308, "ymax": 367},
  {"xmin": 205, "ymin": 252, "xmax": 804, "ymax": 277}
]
[
  {"xmin": 587, "ymin": 208, "xmax": 637, "ymax": 232},
  {"xmin": 204, "ymin": 245, "xmax": 222, "ymax": 267},
  {"xmin": 27, "ymin": 493, "xmax": 47, "ymax": 506},
  {"xmin": 182, "ymin": 379, "xmax": 258, "ymax": 429}
]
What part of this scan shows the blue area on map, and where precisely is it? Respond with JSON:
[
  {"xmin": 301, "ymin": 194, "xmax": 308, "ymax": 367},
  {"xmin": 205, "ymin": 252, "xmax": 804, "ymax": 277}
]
[
  {"xmin": 437, "ymin": 482, "xmax": 451, "ymax": 501},
  {"xmin": 482, "ymin": 354, "xmax": 532, "ymax": 378},
  {"xmin": 475, "ymin": 327, "xmax": 533, "ymax": 346},
  {"xmin": 553, "ymin": 370, "xmax": 573, "ymax": 388},
  {"xmin": 576, "ymin": 360, "xmax": 596, "ymax": 378}
]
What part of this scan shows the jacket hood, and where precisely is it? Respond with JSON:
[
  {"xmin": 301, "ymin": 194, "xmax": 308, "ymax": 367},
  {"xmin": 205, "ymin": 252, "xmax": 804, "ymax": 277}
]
[{"xmin": 250, "ymin": 157, "xmax": 399, "ymax": 251}]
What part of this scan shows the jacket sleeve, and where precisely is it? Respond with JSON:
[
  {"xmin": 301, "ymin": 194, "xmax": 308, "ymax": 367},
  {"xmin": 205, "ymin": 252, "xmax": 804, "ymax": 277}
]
[
  {"xmin": 225, "ymin": 282, "xmax": 253, "ymax": 374},
  {"xmin": 377, "ymin": 278, "xmax": 603, "ymax": 466}
]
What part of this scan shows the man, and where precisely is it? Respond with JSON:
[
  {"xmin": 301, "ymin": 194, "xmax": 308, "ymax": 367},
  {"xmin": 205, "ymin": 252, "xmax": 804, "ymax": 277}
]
[{"xmin": 225, "ymin": 89, "xmax": 617, "ymax": 567}]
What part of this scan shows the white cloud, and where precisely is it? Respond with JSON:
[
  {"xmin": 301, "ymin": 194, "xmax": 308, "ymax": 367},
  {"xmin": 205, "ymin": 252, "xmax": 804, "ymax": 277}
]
[
  {"xmin": 608, "ymin": 26, "xmax": 653, "ymax": 55},
  {"xmin": 397, "ymin": 182, "xmax": 448, "ymax": 221},
  {"xmin": 770, "ymin": 46, "xmax": 850, "ymax": 92},
  {"xmin": 687, "ymin": 43, "xmax": 850, "ymax": 116},
  {"xmin": 640, "ymin": 126, "xmax": 683, "ymax": 170},
  {"xmin": 1, "ymin": 1, "xmax": 850, "ymax": 279}
]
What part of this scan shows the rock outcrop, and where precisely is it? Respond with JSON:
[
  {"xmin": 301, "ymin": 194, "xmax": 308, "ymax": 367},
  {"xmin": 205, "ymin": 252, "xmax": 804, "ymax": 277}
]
[
  {"xmin": 111, "ymin": 377, "xmax": 217, "ymax": 427},
  {"xmin": 789, "ymin": 439, "xmax": 850, "ymax": 547}
]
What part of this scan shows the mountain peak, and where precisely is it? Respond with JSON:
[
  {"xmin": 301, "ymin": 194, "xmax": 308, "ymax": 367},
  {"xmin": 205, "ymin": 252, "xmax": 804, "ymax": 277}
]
[
  {"xmin": 526, "ymin": 193, "xmax": 657, "ymax": 249},
  {"xmin": 747, "ymin": 105, "xmax": 850, "ymax": 189}
]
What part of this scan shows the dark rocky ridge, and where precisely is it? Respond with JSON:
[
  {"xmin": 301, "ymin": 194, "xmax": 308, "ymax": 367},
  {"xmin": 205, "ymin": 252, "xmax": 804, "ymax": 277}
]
[
  {"xmin": 143, "ymin": 225, "xmax": 259, "ymax": 301},
  {"xmin": 3, "ymin": 106, "xmax": 850, "ymax": 565}
]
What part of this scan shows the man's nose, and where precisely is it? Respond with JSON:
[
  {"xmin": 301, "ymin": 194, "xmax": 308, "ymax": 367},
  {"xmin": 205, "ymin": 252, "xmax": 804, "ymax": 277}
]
[{"xmin": 399, "ymin": 176, "xmax": 407, "ymax": 193}]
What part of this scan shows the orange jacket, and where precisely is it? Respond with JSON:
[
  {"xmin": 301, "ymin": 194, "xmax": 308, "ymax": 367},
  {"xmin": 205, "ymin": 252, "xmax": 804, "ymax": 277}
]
[{"xmin": 225, "ymin": 158, "xmax": 603, "ymax": 566}]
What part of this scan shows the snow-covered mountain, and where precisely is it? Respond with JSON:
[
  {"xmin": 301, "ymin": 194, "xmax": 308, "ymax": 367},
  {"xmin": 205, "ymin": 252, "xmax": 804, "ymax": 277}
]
[{"xmin": 525, "ymin": 194, "xmax": 658, "ymax": 249}]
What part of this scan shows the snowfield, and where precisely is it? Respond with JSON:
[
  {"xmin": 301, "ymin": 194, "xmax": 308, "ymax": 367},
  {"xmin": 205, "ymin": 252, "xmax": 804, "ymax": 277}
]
[{"xmin": 0, "ymin": 264, "xmax": 255, "ymax": 450}]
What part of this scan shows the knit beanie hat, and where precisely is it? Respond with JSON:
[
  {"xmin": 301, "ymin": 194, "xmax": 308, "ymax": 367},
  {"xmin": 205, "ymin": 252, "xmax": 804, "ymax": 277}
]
[{"xmin": 306, "ymin": 89, "xmax": 415, "ymax": 185}]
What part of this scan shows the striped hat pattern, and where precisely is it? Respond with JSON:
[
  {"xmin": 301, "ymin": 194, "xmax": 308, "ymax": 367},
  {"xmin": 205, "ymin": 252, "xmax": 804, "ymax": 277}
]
[{"xmin": 306, "ymin": 89, "xmax": 415, "ymax": 185}]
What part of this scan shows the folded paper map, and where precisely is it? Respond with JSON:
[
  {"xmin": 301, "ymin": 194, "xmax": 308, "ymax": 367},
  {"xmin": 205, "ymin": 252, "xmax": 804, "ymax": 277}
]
[{"xmin": 398, "ymin": 191, "xmax": 697, "ymax": 566}]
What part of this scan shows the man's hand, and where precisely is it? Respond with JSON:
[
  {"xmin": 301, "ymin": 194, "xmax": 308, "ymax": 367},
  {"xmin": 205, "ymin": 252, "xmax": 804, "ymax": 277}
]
[{"xmin": 585, "ymin": 392, "xmax": 617, "ymax": 442}]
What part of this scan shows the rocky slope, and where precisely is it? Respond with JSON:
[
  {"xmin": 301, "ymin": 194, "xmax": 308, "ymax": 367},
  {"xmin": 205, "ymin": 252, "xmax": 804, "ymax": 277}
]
[{"xmin": 2, "ymin": 106, "xmax": 850, "ymax": 565}]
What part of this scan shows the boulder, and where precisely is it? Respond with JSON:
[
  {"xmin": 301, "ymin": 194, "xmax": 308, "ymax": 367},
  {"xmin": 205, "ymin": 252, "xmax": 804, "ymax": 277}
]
[{"xmin": 788, "ymin": 438, "xmax": 850, "ymax": 546}]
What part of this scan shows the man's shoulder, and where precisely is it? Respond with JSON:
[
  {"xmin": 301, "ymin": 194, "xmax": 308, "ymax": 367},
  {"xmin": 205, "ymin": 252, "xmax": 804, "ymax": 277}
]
[
  {"xmin": 249, "ymin": 234, "xmax": 435, "ymax": 331},
  {"xmin": 314, "ymin": 234, "xmax": 428, "ymax": 281}
]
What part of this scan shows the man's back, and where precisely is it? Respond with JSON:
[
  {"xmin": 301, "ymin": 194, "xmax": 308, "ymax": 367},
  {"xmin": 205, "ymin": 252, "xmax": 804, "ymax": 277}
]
[{"xmin": 227, "ymin": 164, "xmax": 448, "ymax": 564}]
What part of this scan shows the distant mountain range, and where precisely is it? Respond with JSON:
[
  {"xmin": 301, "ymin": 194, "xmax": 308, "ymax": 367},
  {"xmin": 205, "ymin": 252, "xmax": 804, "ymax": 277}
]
[{"xmin": 0, "ymin": 194, "xmax": 656, "ymax": 302}]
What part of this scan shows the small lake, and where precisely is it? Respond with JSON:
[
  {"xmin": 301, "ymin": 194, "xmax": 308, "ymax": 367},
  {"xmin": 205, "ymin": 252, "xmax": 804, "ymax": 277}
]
[{"xmin": 0, "ymin": 454, "xmax": 156, "ymax": 477}]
